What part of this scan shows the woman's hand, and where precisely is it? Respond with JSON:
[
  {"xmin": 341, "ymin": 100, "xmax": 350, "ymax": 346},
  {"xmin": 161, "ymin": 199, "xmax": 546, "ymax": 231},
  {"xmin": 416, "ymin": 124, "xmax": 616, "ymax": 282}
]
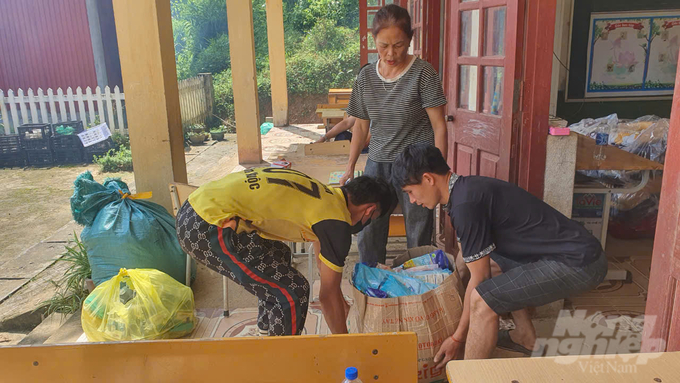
[
  {"xmin": 338, "ymin": 166, "xmax": 355, "ymax": 186},
  {"xmin": 314, "ymin": 134, "xmax": 327, "ymax": 144}
]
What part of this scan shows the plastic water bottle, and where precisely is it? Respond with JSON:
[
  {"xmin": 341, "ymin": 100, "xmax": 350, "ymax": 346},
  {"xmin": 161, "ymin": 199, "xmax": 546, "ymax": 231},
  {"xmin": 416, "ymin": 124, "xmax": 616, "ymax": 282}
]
[{"xmin": 342, "ymin": 367, "xmax": 363, "ymax": 383}]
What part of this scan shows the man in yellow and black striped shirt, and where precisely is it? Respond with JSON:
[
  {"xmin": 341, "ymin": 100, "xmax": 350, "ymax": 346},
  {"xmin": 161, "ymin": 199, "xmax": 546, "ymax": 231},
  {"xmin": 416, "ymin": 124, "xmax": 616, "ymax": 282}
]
[{"xmin": 176, "ymin": 167, "xmax": 395, "ymax": 335}]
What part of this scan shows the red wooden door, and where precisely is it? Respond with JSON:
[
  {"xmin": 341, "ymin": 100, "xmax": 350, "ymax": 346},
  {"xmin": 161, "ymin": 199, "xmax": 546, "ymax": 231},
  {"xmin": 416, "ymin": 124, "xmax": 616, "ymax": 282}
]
[
  {"xmin": 642, "ymin": 62, "xmax": 680, "ymax": 353},
  {"xmin": 442, "ymin": 0, "xmax": 523, "ymax": 253}
]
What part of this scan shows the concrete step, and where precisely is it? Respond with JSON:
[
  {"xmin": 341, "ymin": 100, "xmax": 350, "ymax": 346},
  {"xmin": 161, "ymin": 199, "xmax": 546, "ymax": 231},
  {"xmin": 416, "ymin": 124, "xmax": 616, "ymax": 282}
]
[{"xmin": 18, "ymin": 312, "xmax": 73, "ymax": 345}]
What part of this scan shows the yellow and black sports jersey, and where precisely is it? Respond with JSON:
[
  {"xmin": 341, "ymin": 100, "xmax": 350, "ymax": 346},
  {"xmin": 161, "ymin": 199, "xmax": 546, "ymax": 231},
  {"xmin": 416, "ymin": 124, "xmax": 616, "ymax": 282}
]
[{"xmin": 188, "ymin": 167, "xmax": 353, "ymax": 272}]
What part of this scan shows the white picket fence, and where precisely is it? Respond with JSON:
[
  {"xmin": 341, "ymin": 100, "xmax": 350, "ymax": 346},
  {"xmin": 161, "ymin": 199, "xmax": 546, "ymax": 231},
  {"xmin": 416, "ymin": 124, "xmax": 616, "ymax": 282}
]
[
  {"xmin": 0, "ymin": 86, "xmax": 126, "ymax": 135},
  {"xmin": 0, "ymin": 74, "xmax": 214, "ymax": 136}
]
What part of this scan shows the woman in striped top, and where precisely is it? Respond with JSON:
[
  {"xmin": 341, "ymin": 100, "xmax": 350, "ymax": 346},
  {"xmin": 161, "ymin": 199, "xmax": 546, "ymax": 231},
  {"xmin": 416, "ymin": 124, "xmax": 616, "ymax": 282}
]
[{"xmin": 339, "ymin": 4, "xmax": 448, "ymax": 265}]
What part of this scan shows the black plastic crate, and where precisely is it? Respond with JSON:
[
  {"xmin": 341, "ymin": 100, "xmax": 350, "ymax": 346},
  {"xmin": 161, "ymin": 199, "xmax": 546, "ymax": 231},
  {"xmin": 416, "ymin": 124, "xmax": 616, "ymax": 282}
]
[
  {"xmin": 54, "ymin": 149, "xmax": 85, "ymax": 164},
  {"xmin": 51, "ymin": 134, "xmax": 84, "ymax": 151},
  {"xmin": 26, "ymin": 149, "xmax": 54, "ymax": 167},
  {"xmin": 0, "ymin": 135, "xmax": 22, "ymax": 155},
  {"xmin": 18, "ymin": 124, "xmax": 52, "ymax": 151},
  {"xmin": 84, "ymin": 138, "xmax": 114, "ymax": 162},
  {"xmin": 51, "ymin": 121, "xmax": 85, "ymax": 151},
  {"xmin": 51, "ymin": 121, "xmax": 84, "ymax": 135},
  {"xmin": 0, "ymin": 152, "xmax": 26, "ymax": 168}
]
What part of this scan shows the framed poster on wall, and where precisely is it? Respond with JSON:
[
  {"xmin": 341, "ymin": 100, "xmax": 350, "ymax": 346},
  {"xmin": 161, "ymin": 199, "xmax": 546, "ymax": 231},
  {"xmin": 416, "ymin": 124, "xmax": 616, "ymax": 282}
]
[{"xmin": 586, "ymin": 11, "xmax": 680, "ymax": 98}]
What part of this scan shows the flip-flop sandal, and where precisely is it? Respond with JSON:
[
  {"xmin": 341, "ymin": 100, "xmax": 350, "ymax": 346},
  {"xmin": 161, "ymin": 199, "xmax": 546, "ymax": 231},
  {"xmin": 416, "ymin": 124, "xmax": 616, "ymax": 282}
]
[{"xmin": 497, "ymin": 330, "xmax": 534, "ymax": 356}]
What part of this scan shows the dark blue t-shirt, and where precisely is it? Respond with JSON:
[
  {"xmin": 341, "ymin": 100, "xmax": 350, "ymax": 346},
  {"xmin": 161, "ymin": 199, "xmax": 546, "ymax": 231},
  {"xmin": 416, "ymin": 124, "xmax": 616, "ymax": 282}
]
[{"xmin": 448, "ymin": 176, "xmax": 602, "ymax": 267}]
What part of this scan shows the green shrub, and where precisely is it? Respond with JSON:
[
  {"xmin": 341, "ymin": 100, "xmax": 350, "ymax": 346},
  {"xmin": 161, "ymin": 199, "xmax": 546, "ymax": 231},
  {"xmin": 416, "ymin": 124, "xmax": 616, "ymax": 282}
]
[
  {"xmin": 94, "ymin": 145, "xmax": 133, "ymax": 173},
  {"xmin": 112, "ymin": 132, "xmax": 130, "ymax": 149}
]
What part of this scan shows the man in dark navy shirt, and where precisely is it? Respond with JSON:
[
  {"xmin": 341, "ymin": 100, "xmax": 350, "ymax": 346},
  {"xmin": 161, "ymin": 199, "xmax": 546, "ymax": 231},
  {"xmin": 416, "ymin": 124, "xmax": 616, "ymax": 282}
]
[{"xmin": 392, "ymin": 144, "xmax": 607, "ymax": 364}]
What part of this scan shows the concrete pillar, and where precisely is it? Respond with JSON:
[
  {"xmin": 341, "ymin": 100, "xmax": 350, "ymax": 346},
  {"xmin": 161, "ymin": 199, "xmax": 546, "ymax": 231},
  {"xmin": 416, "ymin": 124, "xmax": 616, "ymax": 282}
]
[
  {"xmin": 86, "ymin": 0, "xmax": 108, "ymax": 88},
  {"xmin": 111, "ymin": 0, "xmax": 187, "ymax": 212},
  {"xmin": 266, "ymin": 0, "xmax": 289, "ymax": 127},
  {"xmin": 226, "ymin": 0, "xmax": 263, "ymax": 164},
  {"xmin": 543, "ymin": 133, "xmax": 577, "ymax": 218}
]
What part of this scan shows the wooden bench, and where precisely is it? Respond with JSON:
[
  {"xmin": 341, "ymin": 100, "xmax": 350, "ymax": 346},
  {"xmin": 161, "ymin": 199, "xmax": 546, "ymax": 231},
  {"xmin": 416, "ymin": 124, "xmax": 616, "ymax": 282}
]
[
  {"xmin": 447, "ymin": 352, "xmax": 680, "ymax": 382},
  {"xmin": 315, "ymin": 103, "xmax": 348, "ymax": 132},
  {"xmin": 1, "ymin": 333, "xmax": 419, "ymax": 382}
]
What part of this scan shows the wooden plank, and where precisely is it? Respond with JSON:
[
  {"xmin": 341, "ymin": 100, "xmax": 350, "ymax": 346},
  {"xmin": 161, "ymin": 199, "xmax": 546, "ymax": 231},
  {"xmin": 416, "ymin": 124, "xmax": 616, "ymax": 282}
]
[
  {"xmin": 575, "ymin": 133, "xmax": 664, "ymax": 171},
  {"xmin": 17, "ymin": 88, "xmax": 28, "ymax": 124},
  {"xmin": 316, "ymin": 109, "xmax": 346, "ymax": 119},
  {"xmin": 328, "ymin": 88, "xmax": 352, "ymax": 94},
  {"xmin": 0, "ymin": 90, "xmax": 11, "ymax": 133},
  {"xmin": 447, "ymin": 352, "xmax": 680, "ymax": 382},
  {"xmin": 105, "ymin": 86, "xmax": 115, "ymax": 133},
  {"xmin": 0, "ymin": 333, "xmax": 418, "ymax": 382},
  {"xmin": 47, "ymin": 88, "xmax": 58, "ymax": 125},
  {"xmin": 66, "ymin": 87, "xmax": 77, "ymax": 122},
  {"xmin": 94, "ymin": 86, "xmax": 106, "ymax": 125},
  {"xmin": 114, "ymin": 86, "xmax": 125, "ymax": 132},
  {"xmin": 56, "ymin": 88, "xmax": 66, "ymax": 122},
  {"xmin": 27, "ymin": 88, "xmax": 38, "ymax": 123},
  {"xmin": 304, "ymin": 140, "xmax": 351, "ymax": 156},
  {"xmin": 75, "ymin": 87, "xmax": 87, "ymax": 126},
  {"xmin": 388, "ymin": 215, "xmax": 406, "ymax": 237},
  {"xmin": 8, "ymin": 90, "xmax": 20, "ymax": 130},
  {"xmin": 85, "ymin": 87, "xmax": 96, "ymax": 125},
  {"xmin": 316, "ymin": 103, "xmax": 348, "ymax": 110}
]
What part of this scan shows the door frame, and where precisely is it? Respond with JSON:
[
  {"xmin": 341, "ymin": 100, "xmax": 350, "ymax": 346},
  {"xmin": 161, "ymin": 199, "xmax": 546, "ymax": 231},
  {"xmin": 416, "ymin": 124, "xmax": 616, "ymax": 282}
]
[
  {"xmin": 516, "ymin": 0, "xmax": 557, "ymax": 198},
  {"xmin": 642, "ymin": 62, "xmax": 680, "ymax": 353}
]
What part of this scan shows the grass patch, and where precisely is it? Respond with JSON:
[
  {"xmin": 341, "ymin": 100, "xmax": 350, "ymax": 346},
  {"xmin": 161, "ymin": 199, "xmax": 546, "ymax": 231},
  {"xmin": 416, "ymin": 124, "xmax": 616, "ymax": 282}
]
[{"xmin": 40, "ymin": 233, "xmax": 92, "ymax": 316}]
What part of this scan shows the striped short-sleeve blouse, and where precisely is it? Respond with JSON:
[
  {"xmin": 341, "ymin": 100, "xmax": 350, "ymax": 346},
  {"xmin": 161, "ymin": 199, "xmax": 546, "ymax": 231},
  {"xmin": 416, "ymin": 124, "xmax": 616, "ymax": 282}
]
[{"xmin": 346, "ymin": 56, "xmax": 447, "ymax": 162}]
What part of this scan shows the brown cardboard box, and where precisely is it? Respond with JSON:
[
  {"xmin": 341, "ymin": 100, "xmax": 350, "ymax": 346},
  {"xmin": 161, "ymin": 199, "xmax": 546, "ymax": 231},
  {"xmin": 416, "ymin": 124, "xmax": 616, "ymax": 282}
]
[{"xmin": 348, "ymin": 246, "xmax": 464, "ymax": 383}]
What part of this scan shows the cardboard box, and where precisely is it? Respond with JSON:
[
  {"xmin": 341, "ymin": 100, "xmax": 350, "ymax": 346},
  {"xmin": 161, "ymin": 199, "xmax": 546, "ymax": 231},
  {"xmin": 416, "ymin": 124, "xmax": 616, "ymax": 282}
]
[{"xmin": 348, "ymin": 246, "xmax": 464, "ymax": 383}]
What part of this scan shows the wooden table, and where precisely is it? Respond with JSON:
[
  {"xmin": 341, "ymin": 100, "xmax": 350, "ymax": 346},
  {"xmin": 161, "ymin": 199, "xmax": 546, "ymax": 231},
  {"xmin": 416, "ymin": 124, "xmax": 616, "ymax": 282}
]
[
  {"xmin": 328, "ymin": 88, "xmax": 352, "ymax": 104},
  {"xmin": 573, "ymin": 133, "xmax": 663, "ymax": 250},
  {"xmin": 447, "ymin": 352, "xmax": 680, "ymax": 382}
]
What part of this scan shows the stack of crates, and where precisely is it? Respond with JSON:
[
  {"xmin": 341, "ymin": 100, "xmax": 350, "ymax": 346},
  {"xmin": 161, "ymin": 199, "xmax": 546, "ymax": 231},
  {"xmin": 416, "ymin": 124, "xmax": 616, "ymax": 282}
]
[
  {"xmin": 0, "ymin": 134, "xmax": 26, "ymax": 168},
  {"xmin": 84, "ymin": 137, "xmax": 114, "ymax": 163},
  {"xmin": 51, "ymin": 121, "xmax": 85, "ymax": 164},
  {"xmin": 18, "ymin": 124, "xmax": 53, "ymax": 166}
]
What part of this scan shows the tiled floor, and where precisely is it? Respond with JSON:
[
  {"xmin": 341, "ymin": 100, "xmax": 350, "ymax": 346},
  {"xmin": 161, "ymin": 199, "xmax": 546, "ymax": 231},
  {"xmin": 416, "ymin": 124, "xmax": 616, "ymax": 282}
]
[
  {"xmin": 185, "ymin": 280, "xmax": 356, "ymax": 339},
  {"xmin": 73, "ymin": 235, "xmax": 655, "ymax": 360},
  {"xmin": 555, "ymin": 235, "xmax": 652, "ymax": 355}
]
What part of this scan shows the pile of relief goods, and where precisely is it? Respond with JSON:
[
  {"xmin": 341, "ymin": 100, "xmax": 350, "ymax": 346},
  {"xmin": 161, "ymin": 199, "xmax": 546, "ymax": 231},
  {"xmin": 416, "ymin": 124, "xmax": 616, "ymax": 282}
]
[{"xmin": 352, "ymin": 250, "xmax": 452, "ymax": 298}]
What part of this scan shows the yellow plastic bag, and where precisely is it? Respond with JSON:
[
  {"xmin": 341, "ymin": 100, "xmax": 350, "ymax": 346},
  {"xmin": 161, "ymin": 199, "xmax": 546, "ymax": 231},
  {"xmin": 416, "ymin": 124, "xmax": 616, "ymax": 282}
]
[{"xmin": 82, "ymin": 268, "xmax": 197, "ymax": 341}]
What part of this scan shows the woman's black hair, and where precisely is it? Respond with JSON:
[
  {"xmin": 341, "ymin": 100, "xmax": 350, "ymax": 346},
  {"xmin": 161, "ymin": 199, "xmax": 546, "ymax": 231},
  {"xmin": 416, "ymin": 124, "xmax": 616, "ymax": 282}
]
[{"xmin": 372, "ymin": 4, "xmax": 414, "ymax": 40}]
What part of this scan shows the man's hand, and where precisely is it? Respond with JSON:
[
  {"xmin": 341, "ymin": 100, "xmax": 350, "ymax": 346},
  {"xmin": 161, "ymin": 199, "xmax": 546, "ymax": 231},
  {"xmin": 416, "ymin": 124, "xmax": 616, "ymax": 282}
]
[
  {"xmin": 434, "ymin": 337, "xmax": 464, "ymax": 370},
  {"xmin": 376, "ymin": 263, "xmax": 391, "ymax": 270}
]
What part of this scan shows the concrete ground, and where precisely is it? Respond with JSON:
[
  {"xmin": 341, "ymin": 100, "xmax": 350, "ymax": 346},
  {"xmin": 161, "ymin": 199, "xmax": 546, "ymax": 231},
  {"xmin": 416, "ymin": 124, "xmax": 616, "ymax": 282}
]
[
  {"xmin": 0, "ymin": 124, "xmax": 324, "ymax": 342},
  {"xmin": 0, "ymin": 133, "xmax": 241, "ymax": 339}
]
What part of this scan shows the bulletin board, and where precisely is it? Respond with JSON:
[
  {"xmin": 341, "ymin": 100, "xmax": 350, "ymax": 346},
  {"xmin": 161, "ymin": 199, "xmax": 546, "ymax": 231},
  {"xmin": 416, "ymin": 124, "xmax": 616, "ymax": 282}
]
[{"xmin": 585, "ymin": 11, "xmax": 680, "ymax": 98}]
